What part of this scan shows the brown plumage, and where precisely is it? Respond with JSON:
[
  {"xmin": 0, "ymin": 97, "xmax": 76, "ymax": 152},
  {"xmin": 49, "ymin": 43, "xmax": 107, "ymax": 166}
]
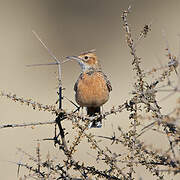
[{"xmin": 67, "ymin": 50, "xmax": 112, "ymax": 128}]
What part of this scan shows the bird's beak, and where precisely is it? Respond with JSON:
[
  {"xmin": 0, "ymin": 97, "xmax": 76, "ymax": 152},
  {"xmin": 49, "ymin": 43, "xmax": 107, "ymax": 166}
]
[
  {"xmin": 66, "ymin": 55, "xmax": 87, "ymax": 71},
  {"xmin": 66, "ymin": 56, "xmax": 83, "ymax": 63}
]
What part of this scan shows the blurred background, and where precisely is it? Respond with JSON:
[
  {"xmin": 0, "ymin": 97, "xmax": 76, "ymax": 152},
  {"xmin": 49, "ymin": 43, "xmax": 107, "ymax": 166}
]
[{"xmin": 0, "ymin": 0, "xmax": 180, "ymax": 179}]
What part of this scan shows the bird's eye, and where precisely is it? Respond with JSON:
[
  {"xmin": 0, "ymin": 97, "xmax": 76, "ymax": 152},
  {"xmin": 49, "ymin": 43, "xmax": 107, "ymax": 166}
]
[{"xmin": 84, "ymin": 56, "xmax": 89, "ymax": 60}]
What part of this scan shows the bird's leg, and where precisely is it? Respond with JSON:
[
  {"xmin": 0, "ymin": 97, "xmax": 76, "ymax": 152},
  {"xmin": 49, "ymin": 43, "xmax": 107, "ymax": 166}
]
[
  {"xmin": 81, "ymin": 107, "xmax": 85, "ymax": 121},
  {"xmin": 101, "ymin": 106, "xmax": 105, "ymax": 127},
  {"xmin": 96, "ymin": 106, "xmax": 102, "ymax": 128},
  {"xmin": 101, "ymin": 106, "xmax": 103, "ymax": 114}
]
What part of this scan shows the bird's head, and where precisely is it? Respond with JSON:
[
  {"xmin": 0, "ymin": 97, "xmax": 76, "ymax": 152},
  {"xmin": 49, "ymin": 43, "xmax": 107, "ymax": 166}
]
[{"xmin": 66, "ymin": 50, "xmax": 100, "ymax": 72}]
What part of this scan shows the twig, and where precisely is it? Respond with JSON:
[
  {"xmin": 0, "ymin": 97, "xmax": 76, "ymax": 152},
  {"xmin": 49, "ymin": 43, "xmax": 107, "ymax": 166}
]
[{"xmin": 0, "ymin": 120, "xmax": 55, "ymax": 129}]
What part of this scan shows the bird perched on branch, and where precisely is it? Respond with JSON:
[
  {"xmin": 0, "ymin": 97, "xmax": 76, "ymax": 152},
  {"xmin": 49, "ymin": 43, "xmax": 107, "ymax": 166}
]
[{"xmin": 67, "ymin": 50, "xmax": 112, "ymax": 128}]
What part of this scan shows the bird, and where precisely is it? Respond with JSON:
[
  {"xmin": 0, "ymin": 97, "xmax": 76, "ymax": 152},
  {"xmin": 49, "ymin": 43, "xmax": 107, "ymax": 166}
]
[{"xmin": 66, "ymin": 50, "xmax": 112, "ymax": 128}]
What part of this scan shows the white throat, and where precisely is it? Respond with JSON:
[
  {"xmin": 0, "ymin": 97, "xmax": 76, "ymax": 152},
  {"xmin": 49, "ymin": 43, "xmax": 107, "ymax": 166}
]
[{"xmin": 78, "ymin": 61, "xmax": 91, "ymax": 72}]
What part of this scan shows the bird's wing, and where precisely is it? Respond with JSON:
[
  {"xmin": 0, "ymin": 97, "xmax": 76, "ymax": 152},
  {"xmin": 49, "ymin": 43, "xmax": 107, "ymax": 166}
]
[
  {"xmin": 74, "ymin": 73, "xmax": 83, "ymax": 92},
  {"xmin": 100, "ymin": 71, "xmax": 112, "ymax": 92}
]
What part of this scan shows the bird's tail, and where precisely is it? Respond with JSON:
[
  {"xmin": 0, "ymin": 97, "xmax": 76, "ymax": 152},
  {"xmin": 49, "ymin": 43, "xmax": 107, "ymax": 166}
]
[{"xmin": 87, "ymin": 107, "xmax": 102, "ymax": 128}]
